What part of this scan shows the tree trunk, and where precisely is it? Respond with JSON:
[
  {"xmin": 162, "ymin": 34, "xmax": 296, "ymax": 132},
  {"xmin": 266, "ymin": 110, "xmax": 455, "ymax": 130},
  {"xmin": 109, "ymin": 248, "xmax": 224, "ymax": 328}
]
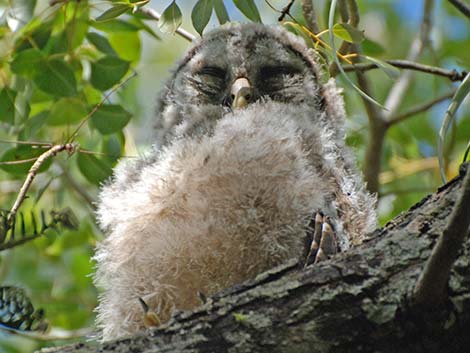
[{"xmin": 41, "ymin": 166, "xmax": 470, "ymax": 353}]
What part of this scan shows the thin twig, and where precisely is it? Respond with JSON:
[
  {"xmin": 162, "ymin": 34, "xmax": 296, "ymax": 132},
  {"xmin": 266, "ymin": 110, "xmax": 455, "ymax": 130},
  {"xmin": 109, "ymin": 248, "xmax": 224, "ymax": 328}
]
[
  {"xmin": 139, "ymin": 7, "xmax": 195, "ymax": 42},
  {"xmin": 0, "ymin": 139, "xmax": 52, "ymax": 147},
  {"xmin": 6, "ymin": 144, "xmax": 76, "ymax": 225},
  {"xmin": 301, "ymin": 0, "xmax": 319, "ymax": 33},
  {"xmin": 78, "ymin": 148, "xmax": 135, "ymax": 159},
  {"xmin": 278, "ymin": 0, "xmax": 296, "ymax": 21},
  {"xmin": 448, "ymin": 0, "xmax": 470, "ymax": 18},
  {"xmin": 343, "ymin": 60, "xmax": 467, "ymax": 82},
  {"xmin": 0, "ymin": 234, "xmax": 42, "ymax": 251},
  {"xmin": 387, "ymin": 91, "xmax": 455, "ymax": 127},
  {"xmin": 412, "ymin": 166, "xmax": 470, "ymax": 308},
  {"xmin": 0, "ymin": 157, "xmax": 40, "ymax": 165},
  {"xmin": 67, "ymin": 71, "xmax": 137, "ymax": 143}
]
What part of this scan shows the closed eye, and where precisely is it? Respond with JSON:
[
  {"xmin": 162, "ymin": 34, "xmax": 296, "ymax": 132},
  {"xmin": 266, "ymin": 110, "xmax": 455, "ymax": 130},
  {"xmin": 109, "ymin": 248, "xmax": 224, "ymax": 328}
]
[
  {"xmin": 197, "ymin": 66, "xmax": 226, "ymax": 79},
  {"xmin": 259, "ymin": 65, "xmax": 301, "ymax": 81}
]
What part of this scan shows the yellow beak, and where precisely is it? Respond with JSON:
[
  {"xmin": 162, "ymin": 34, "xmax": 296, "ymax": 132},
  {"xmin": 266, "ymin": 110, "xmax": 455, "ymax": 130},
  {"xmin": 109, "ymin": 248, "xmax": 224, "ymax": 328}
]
[{"xmin": 231, "ymin": 77, "xmax": 253, "ymax": 109}]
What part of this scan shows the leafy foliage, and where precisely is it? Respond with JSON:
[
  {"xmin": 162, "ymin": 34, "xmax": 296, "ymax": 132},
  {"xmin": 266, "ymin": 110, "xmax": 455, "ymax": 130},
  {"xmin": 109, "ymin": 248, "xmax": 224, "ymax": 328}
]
[
  {"xmin": 0, "ymin": 208, "xmax": 79, "ymax": 251},
  {"xmin": 192, "ymin": 0, "xmax": 213, "ymax": 36},
  {"xmin": 159, "ymin": 1, "xmax": 183, "ymax": 34}
]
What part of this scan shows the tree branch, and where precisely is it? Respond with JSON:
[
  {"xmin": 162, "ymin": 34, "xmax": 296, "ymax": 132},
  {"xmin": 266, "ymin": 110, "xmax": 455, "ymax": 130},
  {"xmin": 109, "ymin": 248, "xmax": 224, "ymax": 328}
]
[
  {"xmin": 300, "ymin": 0, "xmax": 319, "ymax": 33},
  {"xmin": 0, "ymin": 233, "xmax": 42, "ymax": 251},
  {"xmin": 360, "ymin": 0, "xmax": 435, "ymax": 194},
  {"xmin": 344, "ymin": 39, "xmax": 385, "ymax": 194},
  {"xmin": 357, "ymin": 68, "xmax": 386, "ymax": 194},
  {"xmin": 448, "ymin": 0, "xmax": 470, "ymax": 18},
  {"xmin": 6, "ymin": 144, "xmax": 76, "ymax": 225},
  {"xmin": 387, "ymin": 90, "xmax": 455, "ymax": 127},
  {"xmin": 412, "ymin": 165, "xmax": 470, "ymax": 308},
  {"xmin": 278, "ymin": 0, "xmax": 296, "ymax": 22},
  {"xmin": 342, "ymin": 60, "xmax": 467, "ymax": 82},
  {"xmin": 68, "ymin": 72, "xmax": 137, "ymax": 143},
  {"xmin": 39, "ymin": 169, "xmax": 470, "ymax": 353}
]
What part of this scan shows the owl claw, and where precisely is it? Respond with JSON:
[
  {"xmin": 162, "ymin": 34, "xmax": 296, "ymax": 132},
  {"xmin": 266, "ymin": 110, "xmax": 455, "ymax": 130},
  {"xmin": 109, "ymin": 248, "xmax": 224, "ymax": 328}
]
[
  {"xmin": 138, "ymin": 297, "xmax": 160, "ymax": 328},
  {"xmin": 197, "ymin": 291, "xmax": 207, "ymax": 304},
  {"xmin": 303, "ymin": 212, "xmax": 338, "ymax": 267}
]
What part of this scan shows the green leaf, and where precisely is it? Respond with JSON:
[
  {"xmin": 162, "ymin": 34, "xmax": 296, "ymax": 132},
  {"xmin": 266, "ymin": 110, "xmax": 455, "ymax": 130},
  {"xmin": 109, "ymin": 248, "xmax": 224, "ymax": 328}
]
[
  {"xmin": 12, "ymin": 90, "xmax": 30, "ymax": 122},
  {"xmin": 0, "ymin": 88, "xmax": 17, "ymax": 124},
  {"xmin": 0, "ymin": 145, "xmax": 52, "ymax": 176},
  {"xmin": 66, "ymin": 1, "xmax": 90, "ymax": 50},
  {"xmin": 362, "ymin": 55, "xmax": 400, "ymax": 80},
  {"xmin": 90, "ymin": 56, "xmax": 130, "ymax": 91},
  {"xmin": 92, "ymin": 19, "xmax": 140, "ymax": 32},
  {"xmin": 213, "ymin": 0, "xmax": 230, "ymax": 24},
  {"xmin": 102, "ymin": 132, "xmax": 125, "ymax": 164},
  {"xmin": 83, "ymin": 85, "xmax": 103, "ymax": 105},
  {"xmin": 159, "ymin": 1, "xmax": 183, "ymax": 34},
  {"xmin": 77, "ymin": 153, "xmax": 113, "ymax": 185},
  {"xmin": 21, "ymin": 111, "xmax": 49, "ymax": 139},
  {"xmin": 108, "ymin": 31, "xmax": 141, "ymax": 62},
  {"xmin": 95, "ymin": 4, "xmax": 131, "ymax": 22},
  {"xmin": 68, "ymin": 19, "xmax": 90, "ymax": 51},
  {"xmin": 86, "ymin": 32, "xmax": 117, "ymax": 56},
  {"xmin": 233, "ymin": 0, "xmax": 261, "ymax": 22},
  {"xmin": 48, "ymin": 98, "xmax": 88, "ymax": 126},
  {"xmin": 15, "ymin": 20, "xmax": 52, "ymax": 51},
  {"xmin": 10, "ymin": 48, "xmax": 43, "ymax": 77},
  {"xmin": 90, "ymin": 104, "xmax": 132, "ymax": 134},
  {"xmin": 191, "ymin": 0, "xmax": 213, "ymax": 36},
  {"xmin": 128, "ymin": 16, "xmax": 161, "ymax": 40},
  {"xmin": 33, "ymin": 59, "xmax": 77, "ymax": 97},
  {"xmin": 44, "ymin": 31, "xmax": 69, "ymax": 54},
  {"xmin": 362, "ymin": 38, "xmax": 385, "ymax": 56},
  {"xmin": 332, "ymin": 23, "xmax": 364, "ymax": 43}
]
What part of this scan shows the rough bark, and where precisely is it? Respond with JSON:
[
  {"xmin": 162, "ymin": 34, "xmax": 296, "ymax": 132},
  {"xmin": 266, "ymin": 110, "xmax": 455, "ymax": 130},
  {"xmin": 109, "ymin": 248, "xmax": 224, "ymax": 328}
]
[{"xmin": 41, "ymin": 165, "xmax": 470, "ymax": 353}]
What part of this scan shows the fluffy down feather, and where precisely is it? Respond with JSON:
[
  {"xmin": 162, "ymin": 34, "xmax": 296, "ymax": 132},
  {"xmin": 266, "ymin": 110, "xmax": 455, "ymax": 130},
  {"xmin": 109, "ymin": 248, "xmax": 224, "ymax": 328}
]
[{"xmin": 94, "ymin": 101, "xmax": 376, "ymax": 340}]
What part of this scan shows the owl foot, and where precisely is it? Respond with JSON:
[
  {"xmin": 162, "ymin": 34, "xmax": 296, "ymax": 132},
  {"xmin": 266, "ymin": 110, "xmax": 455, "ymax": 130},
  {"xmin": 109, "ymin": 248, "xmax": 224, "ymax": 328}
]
[
  {"xmin": 138, "ymin": 297, "xmax": 160, "ymax": 328},
  {"xmin": 303, "ymin": 212, "xmax": 338, "ymax": 267}
]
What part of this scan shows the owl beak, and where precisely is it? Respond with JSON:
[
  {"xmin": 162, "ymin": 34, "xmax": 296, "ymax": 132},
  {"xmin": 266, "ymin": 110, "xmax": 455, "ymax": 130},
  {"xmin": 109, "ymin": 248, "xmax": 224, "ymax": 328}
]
[{"xmin": 231, "ymin": 78, "xmax": 253, "ymax": 109}]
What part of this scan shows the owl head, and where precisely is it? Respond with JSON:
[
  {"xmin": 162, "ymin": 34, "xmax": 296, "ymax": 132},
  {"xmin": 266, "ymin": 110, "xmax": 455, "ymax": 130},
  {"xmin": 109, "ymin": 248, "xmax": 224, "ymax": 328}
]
[{"xmin": 155, "ymin": 23, "xmax": 341, "ymax": 144}]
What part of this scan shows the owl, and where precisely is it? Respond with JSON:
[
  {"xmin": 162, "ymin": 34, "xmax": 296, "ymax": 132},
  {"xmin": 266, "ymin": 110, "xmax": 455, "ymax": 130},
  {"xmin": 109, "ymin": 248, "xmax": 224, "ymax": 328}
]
[{"xmin": 93, "ymin": 23, "xmax": 377, "ymax": 341}]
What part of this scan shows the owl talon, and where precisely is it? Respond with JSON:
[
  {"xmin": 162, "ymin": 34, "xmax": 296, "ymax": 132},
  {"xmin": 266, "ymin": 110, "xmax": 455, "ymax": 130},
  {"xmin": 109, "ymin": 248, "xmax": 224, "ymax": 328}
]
[
  {"xmin": 197, "ymin": 291, "xmax": 207, "ymax": 304},
  {"xmin": 138, "ymin": 297, "xmax": 160, "ymax": 328},
  {"xmin": 304, "ymin": 212, "xmax": 338, "ymax": 267}
]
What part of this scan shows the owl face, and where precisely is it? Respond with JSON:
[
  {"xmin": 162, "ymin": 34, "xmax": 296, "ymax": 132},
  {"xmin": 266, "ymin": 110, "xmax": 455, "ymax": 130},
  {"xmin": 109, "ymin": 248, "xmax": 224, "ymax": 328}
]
[{"xmin": 156, "ymin": 23, "xmax": 326, "ymax": 143}]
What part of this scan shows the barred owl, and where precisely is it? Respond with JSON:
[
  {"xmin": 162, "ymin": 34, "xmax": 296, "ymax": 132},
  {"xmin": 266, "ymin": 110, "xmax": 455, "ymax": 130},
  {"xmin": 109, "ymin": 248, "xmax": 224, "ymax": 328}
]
[{"xmin": 94, "ymin": 23, "xmax": 377, "ymax": 341}]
